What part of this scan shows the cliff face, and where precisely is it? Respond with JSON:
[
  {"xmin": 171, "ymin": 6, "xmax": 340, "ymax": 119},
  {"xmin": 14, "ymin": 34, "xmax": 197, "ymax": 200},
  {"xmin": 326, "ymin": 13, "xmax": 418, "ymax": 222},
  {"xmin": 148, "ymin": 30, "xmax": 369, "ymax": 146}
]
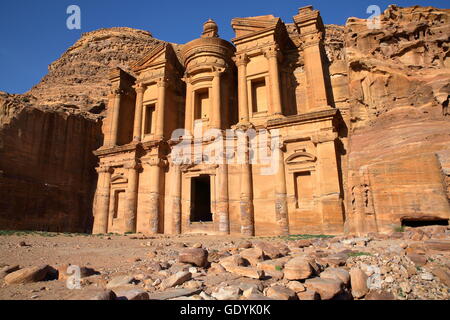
[
  {"xmin": 335, "ymin": 5, "xmax": 450, "ymax": 233},
  {"xmin": 0, "ymin": 28, "xmax": 164, "ymax": 232}
]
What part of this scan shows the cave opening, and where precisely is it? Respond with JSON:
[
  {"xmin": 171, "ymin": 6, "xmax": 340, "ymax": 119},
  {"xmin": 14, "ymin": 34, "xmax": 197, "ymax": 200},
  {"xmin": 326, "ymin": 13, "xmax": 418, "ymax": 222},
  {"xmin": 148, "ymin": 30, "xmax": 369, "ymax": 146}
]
[{"xmin": 401, "ymin": 218, "xmax": 449, "ymax": 228}]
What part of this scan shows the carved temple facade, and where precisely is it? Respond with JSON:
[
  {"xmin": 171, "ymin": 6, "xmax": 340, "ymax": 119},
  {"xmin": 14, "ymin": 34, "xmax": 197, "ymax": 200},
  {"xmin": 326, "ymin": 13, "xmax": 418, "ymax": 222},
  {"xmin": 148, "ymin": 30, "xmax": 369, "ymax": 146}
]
[{"xmin": 92, "ymin": 6, "xmax": 347, "ymax": 236}]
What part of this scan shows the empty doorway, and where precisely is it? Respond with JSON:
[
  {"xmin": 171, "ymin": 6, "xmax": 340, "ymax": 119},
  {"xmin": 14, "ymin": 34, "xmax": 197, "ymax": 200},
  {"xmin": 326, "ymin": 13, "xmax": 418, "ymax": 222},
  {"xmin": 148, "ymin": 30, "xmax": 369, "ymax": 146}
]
[{"xmin": 190, "ymin": 175, "xmax": 213, "ymax": 222}]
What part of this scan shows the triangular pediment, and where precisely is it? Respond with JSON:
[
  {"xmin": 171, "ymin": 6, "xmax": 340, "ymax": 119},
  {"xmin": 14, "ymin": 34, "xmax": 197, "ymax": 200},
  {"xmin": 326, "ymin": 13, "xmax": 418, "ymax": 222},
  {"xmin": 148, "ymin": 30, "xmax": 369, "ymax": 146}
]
[{"xmin": 132, "ymin": 43, "xmax": 173, "ymax": 72}]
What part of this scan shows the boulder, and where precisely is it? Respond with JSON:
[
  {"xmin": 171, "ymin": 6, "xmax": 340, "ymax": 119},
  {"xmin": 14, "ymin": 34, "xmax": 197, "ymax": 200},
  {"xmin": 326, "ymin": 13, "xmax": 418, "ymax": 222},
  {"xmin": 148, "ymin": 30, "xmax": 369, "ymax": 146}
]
[
  {"xmin": 179, "ymin": 248, "xmax": 208, "ymax": 267},
  {"xmin": 161, "ymin": 271, "xmax": 192, "ymax": 289},
  {"xmin": 305, "ymin": 278, "xmax": 343, "ymax": 300},
  {"xmin": 222, "ymin": 265, "xmax": 264, "ymax": 280},
  {"xmin": 284, "ymin": 257, "xmax": 314, "ymax": 280},
  {"xmin": 350, "ymin": 268, "xmax": 369, "ymax": 298},
  {"xmin": 287, "ymin": 281, "xmax": 306, "ymax": 293},
  {"xmin": 254, "ymin": 242, "xmax": 283, "ymax": 259},
  {"xmin": 115, "ymin": 289, "xmax": 150, "ymax": 300},
  {"xmin": 212, "ymin": 286, "xmax": 242, "ymax": 300},
  {"xmin": 4, "ymin": 265, "xmax": 51, "ymax": 285},
  {"xmin": 365, "ymin": 290, "xmax": 396, "ymax": 300},
  {"xmin": 265, "ymin": 285, "xmax": 297, "ymax": 300},
  {"xmin": 297, "ymin": 290, "xmax": 320, "ymax": 300},
  {"xmin": 106, "ymin": 275, "xmax": 136, "ymax": 289},
  {"xmin": 240, "ymin": 248, "xmax": 265, "ymax": 266},
  {"xmin": 320, "ymin": 268, "xmax": 350, "ymax": 286}
]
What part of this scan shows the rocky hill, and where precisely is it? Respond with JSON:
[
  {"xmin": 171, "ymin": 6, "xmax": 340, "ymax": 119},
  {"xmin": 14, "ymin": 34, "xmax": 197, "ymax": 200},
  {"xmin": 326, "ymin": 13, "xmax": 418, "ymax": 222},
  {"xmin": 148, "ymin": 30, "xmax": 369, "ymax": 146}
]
[{"xmin": 0, "ymin": 28, "xmax": 165, "ymax": 232}]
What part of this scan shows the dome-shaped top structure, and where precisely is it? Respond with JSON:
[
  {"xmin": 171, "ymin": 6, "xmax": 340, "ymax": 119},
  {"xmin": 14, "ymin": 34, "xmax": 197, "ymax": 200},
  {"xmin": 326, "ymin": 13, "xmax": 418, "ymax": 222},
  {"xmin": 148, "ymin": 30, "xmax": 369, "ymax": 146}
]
[{"xmin": 202, "ymin": 19, "xmax": 219, "ymax": 38}]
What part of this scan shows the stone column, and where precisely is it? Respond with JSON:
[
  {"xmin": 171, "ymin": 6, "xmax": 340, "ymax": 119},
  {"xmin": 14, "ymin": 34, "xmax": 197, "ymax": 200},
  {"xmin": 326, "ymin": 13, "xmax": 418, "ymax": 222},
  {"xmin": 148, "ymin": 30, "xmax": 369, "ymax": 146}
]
[
  {"xmin": 274, "ymin": 141, "xmax": 289, "ymax": 235},
  {"xmin": 148, "ymin": 157, "xmax": 162, "ymax": 234},
  {"xmin": 212, "ymin": 70, "xmax": 222, "ymax": 129},
  {"xmin": 156, "ymin": 79, "xmax": 168, "ymax": 139},
  {"xmin": 110, "ymin": 89, "xmax": 123, "ymax": 147},
  {"xmin": 235, "ymin": 54, "xmax": 250, "ymax": 123},
  {"xmin": 123, "ymin": 161, "xmax": 140, "ymax": 233},
  {"xmin": 184, "ymin": 78, "xmax": 193, "ymax": 135},
  {"xmin": 239, "ymin": 134, "xmax": 255, "ymax": 236},
  {"xmin": 313, "ymin": 131, "xmax": 344, "ymax": 233},
  {"xmin": 93, "ymin": 167, "xmax": 112, "ymax": 234},
  {"xmin": 171, "ymin": 162, "xmax": 182, "ymax": 234},
  {"xmin": 217, "ymin": 139, "xmax": 230, "ymax": 234},
  {"xmin": 265, "ymin": 45, "xmax": 283, "ymax": 117},
  {"xmin": 132, "ymin": 83, "xmax": 145, "ymax": 142}
]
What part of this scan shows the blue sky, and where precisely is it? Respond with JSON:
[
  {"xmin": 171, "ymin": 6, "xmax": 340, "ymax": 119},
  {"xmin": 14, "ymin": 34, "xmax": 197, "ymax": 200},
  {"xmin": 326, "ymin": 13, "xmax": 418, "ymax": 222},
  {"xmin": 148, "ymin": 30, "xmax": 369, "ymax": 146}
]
[{"xmin": 0, "ymin": 0, "xmax": 448, "ymax": 94}]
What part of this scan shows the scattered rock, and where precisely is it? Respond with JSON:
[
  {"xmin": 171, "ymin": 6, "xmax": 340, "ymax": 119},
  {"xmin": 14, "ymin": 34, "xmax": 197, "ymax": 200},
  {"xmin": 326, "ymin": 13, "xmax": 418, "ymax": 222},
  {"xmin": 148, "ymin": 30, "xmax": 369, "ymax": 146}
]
[
  {"xmin": 179, "ymin": 248, "xmax": 208, "ymax": 267},
  {"xmin": 320, "ymin": 268, "xmax": 350, "ymax": 286},
  {"xmin": 350, "ymin": 268, "xmax": 369, "ymax": 298},
  {"xmin": 106, "ymin": 275, "xmax": 136, "ymax": 289},
  {"xmin": 4, "ymin": 265, "xmax": 52, "ymax": 285},
  {"xmin": 115, "ymin": 289, "xmax": 150, "ymax": 300},
  {"xmin": 284, "ymin": 257, "xmax": 314, "ymax": 280},
  {"xmin": 240, "ymin": 248, "xmax": 265, "ymax": 266},
  {"xmin": 297, "ymin": 290, "xmax": 320, "ymax": 300},
  {"xmin": 265, "ymin": 285, "xmax": 297, "ymax": 300},
  {"xmin": 161, "ymin": 271, "xmax": 192, "ymax": 289},
  {"xmin": 212, "ymin": 286, "xmax": 242, "ymax": 300},
  {"xmin": 305, "ymin": 278, "xmax": 343, "ymax": 300}
]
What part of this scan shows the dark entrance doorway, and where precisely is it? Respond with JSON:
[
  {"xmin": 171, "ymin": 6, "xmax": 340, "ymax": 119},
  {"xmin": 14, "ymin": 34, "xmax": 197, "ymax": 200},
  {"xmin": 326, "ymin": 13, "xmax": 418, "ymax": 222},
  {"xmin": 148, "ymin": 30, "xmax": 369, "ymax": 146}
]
[
  {"xmin": 190, "ymin": 175, "xmax": 213, "ymax": 222},
  {"xmin": 401, "ymin": 218, "xmax": 449, "ymax": 228}
]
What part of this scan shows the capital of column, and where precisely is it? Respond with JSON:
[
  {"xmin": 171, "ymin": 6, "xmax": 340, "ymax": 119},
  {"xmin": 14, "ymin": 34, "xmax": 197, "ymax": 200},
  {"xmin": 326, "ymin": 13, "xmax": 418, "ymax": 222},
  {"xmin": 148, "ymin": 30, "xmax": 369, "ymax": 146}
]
[
  {"xmin": 264, "ymin": 44, "xmax": 281, "ymax": 60},
  {"xmin": 113, "ymin": 88, "xmax": 125, "ymax": 96},
  {"xmin": 133, "ymin": 82, "xmax": 146, "ymax": 94},
  {"xmin": 96, "ymin": 166, "xmax": 113, "ymax": 174},
  {"xmin": 124, "ymin": 161, "xmax": 141, "ymax": 171},
  {"xmin": 301, "ymin": 31, "xmax": 323, "ymax": 48},
  {"xmin": 157, "ymin": 78, "xmax": 170, "ymax": 88},
  {"xmin": 234, "ymin": 54, "xmax": 249, "ymax": 67},
  {"xmin": 212, "ymin": 67, "xmax": 225, "ymax": 77},
  {"xmin": 143, "ymin": 157, "xmax": 166, "ymax": 168}
]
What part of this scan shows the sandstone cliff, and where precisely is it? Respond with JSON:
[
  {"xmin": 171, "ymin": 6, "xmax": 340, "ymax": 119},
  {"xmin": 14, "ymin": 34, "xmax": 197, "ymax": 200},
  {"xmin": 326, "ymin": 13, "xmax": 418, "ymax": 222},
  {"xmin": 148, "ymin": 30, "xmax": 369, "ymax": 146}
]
[
  {"xmin": 0, "ymin": 28, "xmax": 164, "ymax": 232},
  {"xmin": 337, "ymin": 5, "xmax": 450, "ymax": 233}
]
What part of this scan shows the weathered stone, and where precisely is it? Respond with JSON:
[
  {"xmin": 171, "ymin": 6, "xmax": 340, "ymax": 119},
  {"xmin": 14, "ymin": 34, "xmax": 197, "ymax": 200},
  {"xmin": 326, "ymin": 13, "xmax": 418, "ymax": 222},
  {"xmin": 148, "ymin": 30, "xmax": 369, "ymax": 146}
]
[
  {"xmin": 365, "ymin": 290, "xmax": 396, "ymax": 300},
  {"xmin": 320, "ymin": 268, "xmax": 350, "ymax": 286},
  {"xmin": 297, "ymin": 290, "xmax": 320, "ymax": 300},
  {"xmin": 212, "ymin": 286, "xmax": 242, "ymax": 300},
  {"xmin": 240, "ymin": 248, "xmax": 265, "ymax": 266},
  {"xmin": 305, "ymin": 278, "xmax": 343, "ymax": 300},
  {"xmin": 222, "ymin": 265, "xmax": 264, "ymax": 280},
  {"xmin": 350, "ymin": 268, "xmax": 369, "ymax": 298},
  {"xmin": 4, "ymin": 265, "xmax": 51, "ymax": 285},
  {"xmin": 161, "ymin": 271, "xmax": 192, "ymax": 289},
  {"xmin": 287, "ymin": 281, "xmax": 306, "ymax": 293},
  {"xmin": 254, "ymin": 242, "xmax": 283, "ymax": 259},
  {"xmin": 106, "ymin": 275, "xmax": 136, "ymax": 289},
  {"xmin": 148, "ymin": 288, "xmax": 202, "ymax": 300},
  {"xmin": 257, "ymin": 257, "xmax": 290, "ymax": 272},
  {"xmin": 115, "ymin": 289, "xmax": 150, "ymax": 300},
  {"xmin": 430, "ymin": 267, "xmax": 450, "ymax": 287},
  {"xmin": 179, "ymin": 248, "xmax": 208, "ymax": 267},
  {"xmin": 266, "ymin": 285, "xmax": 297, "ymax": 300},
  {"xmin": 57, "ymin": 264, "xmax": 98, "ymax": 281},
  {"xmin": 0, "ymin": 265, "xmax": 20, "ymax": 279},
  {"xmin": 284, "ymin": 257, "xmax": 314, "ymax": 280}
]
